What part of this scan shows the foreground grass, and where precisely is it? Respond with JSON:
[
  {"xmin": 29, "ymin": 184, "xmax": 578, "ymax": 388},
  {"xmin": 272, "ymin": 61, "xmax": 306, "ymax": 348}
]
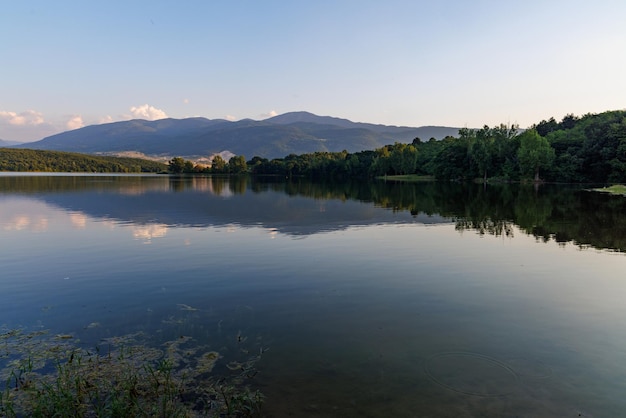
[
  {"xmin": 591, "ymin": 184, "xmax": 626, "ymax": 196},
  {"xmin": 1, "ymin": 329, "xmax": 264, "ymax": 417}
]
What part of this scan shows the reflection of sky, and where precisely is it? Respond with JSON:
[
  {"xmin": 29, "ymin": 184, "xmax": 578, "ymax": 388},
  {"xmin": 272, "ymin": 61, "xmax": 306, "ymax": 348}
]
[
  {"xmin": 1, "ymin": 198, "xmax": 55, "ymax": 232},
  {"xmin": 3, "ymin": 192, "xmax": 626, "ymax": 415},
  {"xmin": 3, "ymin": 191, "xmax": 626, "ymax": 347}
]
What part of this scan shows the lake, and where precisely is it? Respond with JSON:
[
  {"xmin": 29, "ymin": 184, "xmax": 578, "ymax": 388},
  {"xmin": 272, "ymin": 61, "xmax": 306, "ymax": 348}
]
[{"xmin": 1, "ymin": 174, "xmax": 626, "ymax": 417}]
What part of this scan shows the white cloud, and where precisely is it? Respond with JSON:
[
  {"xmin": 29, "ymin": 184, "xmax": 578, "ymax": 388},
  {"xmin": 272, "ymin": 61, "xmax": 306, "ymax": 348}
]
[
  {"xmin": 66, "ymin": 115, "xmax": 84, "ymax": 130},
  {"xmin": 99, "ymin": 115, "xmax": 114, "ymax": 124},
  {"xmin": 259, "ymin": 110, "xmax": 278, "ymax": 119},
  {"xmin": 129, "ymin": 104, "xmax": 168, "ymax": 121},
  {"xmin": 225, "ymin": 115, "xmax": 237, "ymax": 121},
  {"xmin": 183, "ymin": 98, "xmax": 189, "ymax": 104},
  {"xmin": 0, "ymin": 110, "xmax": 45, "ymax": 126},
  {"xmin": 0, "ymin": 109, "xmax": 57, "ymax": 142}
]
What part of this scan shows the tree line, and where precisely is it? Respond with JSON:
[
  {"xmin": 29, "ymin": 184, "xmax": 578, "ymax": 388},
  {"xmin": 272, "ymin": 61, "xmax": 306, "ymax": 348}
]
[
  {"xmin": 170, "ymin": 110, "xmax": 625, "ymax": 183},
  {"xmin": 0, "ymin": 148, "xmax": 168, "ymax": 173},
  {"xmin": 168, "ymin": 155, "xmax": 248, "ymax": 175}
]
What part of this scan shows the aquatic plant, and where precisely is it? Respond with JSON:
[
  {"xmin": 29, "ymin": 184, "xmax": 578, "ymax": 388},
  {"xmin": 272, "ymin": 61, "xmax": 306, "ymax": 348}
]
[{"xmin": 0, "ymin": 327, "xmax": 264, "ymax": 417}]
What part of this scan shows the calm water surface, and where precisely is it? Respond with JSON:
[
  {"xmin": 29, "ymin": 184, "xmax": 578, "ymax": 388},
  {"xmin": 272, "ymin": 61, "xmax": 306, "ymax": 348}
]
[{"xmin": 1, "ymin": 174, "xmax": 626, "ymax": 417}]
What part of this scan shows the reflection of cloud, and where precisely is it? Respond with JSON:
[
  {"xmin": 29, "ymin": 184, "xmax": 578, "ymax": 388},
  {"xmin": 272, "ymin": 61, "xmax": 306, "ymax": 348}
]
[
  {"xmin": 98, "ymin": 219, "xmax": 118, "ymax": 230},
  {"xmin": 132, "ymin": 224, "xmax": 168, "ymax": 243},
  {"xmin": 32, "ymin": 217, "xmax": 49, "ymax": 232},
  {"xmin": 3, "ymin": 215, "xmax": 48, "ymax": 232},
  {"xmin": 4, "ymin": 215, "xmax": 30, "ymax": 230},
  {"xmin": 69, "ymin": 212, "xmax": 87, "ymax": 229}
]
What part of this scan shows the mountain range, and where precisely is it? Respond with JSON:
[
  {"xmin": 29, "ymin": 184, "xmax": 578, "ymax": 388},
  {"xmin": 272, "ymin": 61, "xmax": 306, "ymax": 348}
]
[
  {"xmin": 0, "ymin": 138, "xmax": 21, "ymax": 147},
  {"xmin": 14, "ymin": 111, "xmax": 460, "ymax": 160}
]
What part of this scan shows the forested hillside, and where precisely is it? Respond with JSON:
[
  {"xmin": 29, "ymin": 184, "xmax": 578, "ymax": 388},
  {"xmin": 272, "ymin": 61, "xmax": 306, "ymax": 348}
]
[
  {"xmin": 0, "ymin": 148, "xmax": 167, "ymax": 173},
  {"xmin": 240, "ymin": 110, "xmax": 626, "ymax": 183},
  {"xmin": 16, "ymin": 112, "xmax": 458, "ymax": 159}
]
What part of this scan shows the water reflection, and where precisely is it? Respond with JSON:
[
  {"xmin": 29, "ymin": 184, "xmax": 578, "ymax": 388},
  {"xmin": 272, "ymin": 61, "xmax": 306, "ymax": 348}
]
[
  {"xmin": 1, "ymin": 175, "xmax": 625, "ymax": 252},
  {"xmin": 3, "ymin": 174, "xmax": 626, "ymax": 416}
]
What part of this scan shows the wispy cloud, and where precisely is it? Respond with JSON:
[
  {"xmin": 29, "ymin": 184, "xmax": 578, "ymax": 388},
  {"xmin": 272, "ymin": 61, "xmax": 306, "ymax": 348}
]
[{"xmin": 128, "ymin": 104, "xmax": 168, "ymax": 121}]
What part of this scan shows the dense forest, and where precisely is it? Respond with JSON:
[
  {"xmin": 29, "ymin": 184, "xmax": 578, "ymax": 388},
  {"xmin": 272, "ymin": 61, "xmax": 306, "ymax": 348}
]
[
  {"xmin": 175, "ymin": 110, "xmax": 625, "ymax": 183},
  {"xmin": 0, "ymin": 149, "xmax": 167, "ymax": 173}
]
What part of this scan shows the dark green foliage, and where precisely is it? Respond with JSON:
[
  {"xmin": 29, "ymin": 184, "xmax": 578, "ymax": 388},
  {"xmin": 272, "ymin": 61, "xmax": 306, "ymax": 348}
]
[
  {"xmin": 277, "ymin": 110, "xmax": 626, "ymax": 183},
  {"xmin": 168, "ymin": 157, "xmax": 186, "ymax": 174},
  {"xmin": 211, "ymin": 155, "xmax": 226, "ymax": 173},
  {"xmin": 543, "ymin": 110, "xmax": 626, "ymax": 183},
  {"xmin": 517, "ymin": 129, "xmax": 555, "ymax": 181},
  {"xmin": 0, "ymin": 149, "xmax": 167, "ymax": 173}
]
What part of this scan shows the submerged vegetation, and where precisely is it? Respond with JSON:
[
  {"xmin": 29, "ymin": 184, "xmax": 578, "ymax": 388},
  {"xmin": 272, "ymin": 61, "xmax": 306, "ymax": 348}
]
[
  {"xmin": 0, "ymin": 327, "xmax": 264, "ymax": 417},
  {"xmin": 0, "ymin": 149, "xmax": 167, "ymax": 173}
]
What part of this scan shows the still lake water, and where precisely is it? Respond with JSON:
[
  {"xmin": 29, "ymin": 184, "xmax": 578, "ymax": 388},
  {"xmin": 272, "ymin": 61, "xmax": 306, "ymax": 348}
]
[{"xmin": 2, "ymin": 174, "xmax": 626, "ymax": 417}]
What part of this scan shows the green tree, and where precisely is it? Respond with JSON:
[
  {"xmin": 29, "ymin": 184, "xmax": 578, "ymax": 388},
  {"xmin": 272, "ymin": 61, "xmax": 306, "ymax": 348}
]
[
  {"xmin": 517, "ymin": 129, "xmax": 555, "ymax": 181},
  {"xmin": 228, "ymin": 155, "xmax": 248, "ymax": 174},
  {"xmin": 470, "ymin": 126, "xmax": 495, "ymax": 183},
  {"xmin": 211, "ymin": 155, "xmax": 226, "ymax": 173},
  {"xmin": 400, "ymin": 144, "xmax": 418, "ymax": 175},
  {"xmin": 168, "ymin": 157, "xmax": 186, "ymax": 174}
]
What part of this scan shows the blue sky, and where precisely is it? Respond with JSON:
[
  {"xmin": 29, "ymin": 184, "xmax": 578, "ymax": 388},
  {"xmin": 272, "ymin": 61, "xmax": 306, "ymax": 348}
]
[{"xmin": 1, "ymin": 0, "xmax": 625, "ymax": 142}]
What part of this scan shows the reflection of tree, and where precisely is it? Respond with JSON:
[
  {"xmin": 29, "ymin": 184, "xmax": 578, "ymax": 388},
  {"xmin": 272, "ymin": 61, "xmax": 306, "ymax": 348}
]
[
  {"xmin": 272, "ymin": 179, "xmax": 626, "ymax": 253},
  {"xmin": 3, "ymin": 175, "xmax": 626, "ymax": 253},
  {"xmin": 513, "ymin": 186, "xmax": 554, "ymax": 233},
  {"xmin": 229, "ymin": 176, "xmax": 248, "ymax": 195},
  {"xmin": 0, "ymin": 175, "xmax": 168, "ymax": 194},
  {"xmin": 455, "ymin": 218, "xmax": 515, "ymax": 237}
]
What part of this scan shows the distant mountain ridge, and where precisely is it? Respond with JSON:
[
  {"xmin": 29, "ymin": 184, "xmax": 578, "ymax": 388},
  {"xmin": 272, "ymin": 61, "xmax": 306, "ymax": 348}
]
[
  {"xmin": 1, "ymin": 138, "xmax": 21, "ymax": 147},
  {"xmin": 14, "ymin": 111, "xmax": 460, "ymax": 159}
]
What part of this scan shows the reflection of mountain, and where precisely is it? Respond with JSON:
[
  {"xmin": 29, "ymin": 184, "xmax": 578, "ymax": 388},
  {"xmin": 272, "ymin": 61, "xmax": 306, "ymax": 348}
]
[
  {"xmin": 2, "ymin": 175, "xmax": 625, "ymax": 252},
  {"xmin": 0, "ymin": 176, "xmax": 450, "ymax": 236}
]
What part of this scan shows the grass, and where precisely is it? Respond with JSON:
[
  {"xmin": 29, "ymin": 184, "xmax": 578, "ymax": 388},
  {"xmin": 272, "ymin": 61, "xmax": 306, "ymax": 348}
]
[
  {"xmin": 0, "ymin": 328, "xmax": 264, "ymax": 417},
  {"xmin": 591, "ymin": 184, "xmax": 626, "ymax": 196}
]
